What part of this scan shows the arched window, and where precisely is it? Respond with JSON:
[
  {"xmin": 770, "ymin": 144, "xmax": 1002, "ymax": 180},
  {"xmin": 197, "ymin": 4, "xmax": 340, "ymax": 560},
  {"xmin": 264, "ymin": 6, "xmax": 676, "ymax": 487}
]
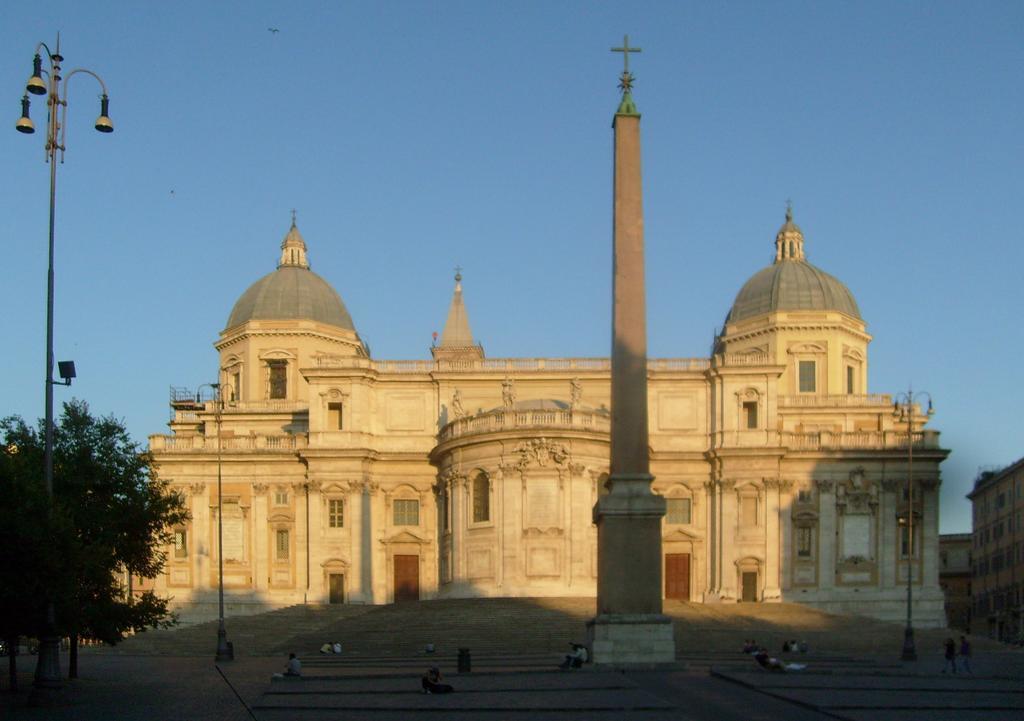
[{"xmin": 472, "ymin": 472, "xmax": 490, "ymax": 523}]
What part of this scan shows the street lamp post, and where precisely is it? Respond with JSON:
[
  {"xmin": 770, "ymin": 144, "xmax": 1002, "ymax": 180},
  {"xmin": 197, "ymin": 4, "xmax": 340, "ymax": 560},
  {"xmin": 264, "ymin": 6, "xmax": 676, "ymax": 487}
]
[
  {"xmin": 197, "ymin": 383, "xmax": 234, "ymax": 662},
  {"xmin": 15, "ymin": 35, "xmax": 113, "ymax": 694},
  {"xmin": 893, "ymin": 386, "xmax": 933, "ymax": 662}
]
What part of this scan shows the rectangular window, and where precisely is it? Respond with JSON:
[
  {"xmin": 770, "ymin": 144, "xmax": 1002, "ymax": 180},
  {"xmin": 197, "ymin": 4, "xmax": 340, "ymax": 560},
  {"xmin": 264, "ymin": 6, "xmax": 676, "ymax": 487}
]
[
  {"xmin": 328, "ymin": 499, "xmax": 344, "ymax": 528},
  {"xmin": 268, "ymin": 360, "xmax": 287, "ymax": 399},
  {"xmin": 742, "ymin": 401, "xmax": 758, "ymax": 429},
  {"xmin": 666, "ymin": 498, "xmax": 692, "ymax": 525},
  {"xmin": 173, "ymin": 529, "xmax": 187, "ymax": 559},
  {"xmin": 393, "ymin": 499, "xmax": 420, "ymax": 526},
  {"xmin": 846, "ymin": 366, "xmax": 855, "ymax": 395},
  {"xmin": 796, "ymin": 527, "xmax": 813, "ymax": 557},
  {"xmin": 275, "ymin": 529, "xmax": 289, "ymax": 560},
  {"xmin": 232, "ymin": 371, "xmax": 241, "ymax": 401},
  {"xmin": 740, "ymin": 496, "xmax": 758, "ymax": 526},
  {"xmin": 900, "ymin": 525, "xmax": 919, "ymax": 558},
  {"xmin": 327, "ymin": 402, "xmax": 344, "ymax": 430},
  {"xmin": 798, "ymin": 360, "xmax": 816, "ymax": 393},
  {"xmin": 274, "ymin": 489, "xmax": 289, "ymax": 506}
]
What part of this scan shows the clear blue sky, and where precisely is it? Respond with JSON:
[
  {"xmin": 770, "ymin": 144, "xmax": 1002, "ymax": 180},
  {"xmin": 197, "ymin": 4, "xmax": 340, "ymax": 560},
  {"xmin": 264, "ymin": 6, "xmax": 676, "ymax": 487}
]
[{"xmin": 3, "ymin": 1, "xmax": 1021, "ymax": 534}]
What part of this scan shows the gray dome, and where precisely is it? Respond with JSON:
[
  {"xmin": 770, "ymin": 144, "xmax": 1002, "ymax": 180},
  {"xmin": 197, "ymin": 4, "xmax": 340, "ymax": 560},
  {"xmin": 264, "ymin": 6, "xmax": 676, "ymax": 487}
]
[
  {"xmin": 726, "ymin": 260, "xmax": 860, "ymax": 324},
  {"xmin": 226, "ymin": 266, "xmax": 356, "ymax": 330},
  {"xmin": 225, "ymin": 221, "xmax": 356, "ymax": 331},
  {"xmin": 725, "ymin": 208, "xmax": 861, "ymax": 324}
]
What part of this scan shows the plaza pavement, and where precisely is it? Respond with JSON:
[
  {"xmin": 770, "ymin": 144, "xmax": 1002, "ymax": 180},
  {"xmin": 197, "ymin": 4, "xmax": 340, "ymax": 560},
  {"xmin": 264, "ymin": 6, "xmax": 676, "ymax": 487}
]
[{"xmin": 3, "ymin": 646, "xmax": 1023, "ymax": 721}]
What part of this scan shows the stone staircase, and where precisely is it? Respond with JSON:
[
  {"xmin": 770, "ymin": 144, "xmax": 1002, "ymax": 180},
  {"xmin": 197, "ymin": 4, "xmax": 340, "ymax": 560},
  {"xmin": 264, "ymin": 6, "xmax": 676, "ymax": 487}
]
[{"xmin": 90, "ymin": 597, "xmax": 1004, "ymax": 664}]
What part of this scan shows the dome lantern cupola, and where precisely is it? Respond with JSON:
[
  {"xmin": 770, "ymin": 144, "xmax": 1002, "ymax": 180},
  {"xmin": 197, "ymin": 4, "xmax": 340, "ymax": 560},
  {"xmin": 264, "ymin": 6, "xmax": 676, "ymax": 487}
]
[
  {"xmin": 774, "ymin": 201, "xmax": 805, "ymax": 262},
  {"xmin": 278, "ymin": 209, "xmax": 310, "ymax": 269}
]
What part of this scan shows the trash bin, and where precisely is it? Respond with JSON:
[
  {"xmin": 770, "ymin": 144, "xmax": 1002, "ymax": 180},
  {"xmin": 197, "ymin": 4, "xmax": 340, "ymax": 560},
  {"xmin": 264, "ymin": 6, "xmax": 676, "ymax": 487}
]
[{"xmin": 457, "ymin": 647, "xmax": 471, "ymax": 673}]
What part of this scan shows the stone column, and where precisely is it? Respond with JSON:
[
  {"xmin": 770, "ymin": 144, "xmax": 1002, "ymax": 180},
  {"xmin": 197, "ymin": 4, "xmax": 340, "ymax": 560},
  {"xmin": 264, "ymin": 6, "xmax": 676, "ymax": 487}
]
[
  {"xmin": 920, "ymin": 478, "xmax": 940, "ymax": 588},
  {"xmin": 880, "ymin": 479, "xmax": 899, "ymax": 589},
  {"xmin": 589, "ymin": 79, "xmax": 673, "ymax": 664},
  {"xmin": 816, "ymin": 480, "xmax": 837, "ymax": 591},
  {"xmin": 190, "ymin": 482, "xmax": 210, "ymax": 592},
  {"xmin": 251, "ymin": 483, "xmax": 269, "ymax": 593},
  {"xmin": 763, "ymin": 479, "xmax": 782, "ymax": 601},
  {"xmin": 720, "ymin": 480, "xmax": 737, "ymax": 600},
  {"xmin": 779, "ymin": 480, "xmax": 794, "ymax": 592},
  {"xmin": 703, "ymin": 481, "xmax": 718, "ymax": 598}
]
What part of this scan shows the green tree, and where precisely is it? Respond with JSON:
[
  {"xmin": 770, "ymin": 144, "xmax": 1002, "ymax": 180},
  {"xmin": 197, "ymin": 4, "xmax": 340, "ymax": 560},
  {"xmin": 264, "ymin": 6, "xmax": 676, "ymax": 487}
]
[{"xmin": 0, "ymin": 400, "xmax": 188, "ymax": 682}]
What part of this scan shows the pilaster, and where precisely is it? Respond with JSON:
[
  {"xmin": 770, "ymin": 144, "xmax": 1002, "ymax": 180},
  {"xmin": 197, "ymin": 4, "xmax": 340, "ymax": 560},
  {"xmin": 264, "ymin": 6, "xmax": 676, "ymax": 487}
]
[
  {"xmin": 816, "ymin": 479, "xmax": 836, "ymax": 590},
  {"xmin": 763, "ymin": 478, "xmax": 781, "ymax": 600}
]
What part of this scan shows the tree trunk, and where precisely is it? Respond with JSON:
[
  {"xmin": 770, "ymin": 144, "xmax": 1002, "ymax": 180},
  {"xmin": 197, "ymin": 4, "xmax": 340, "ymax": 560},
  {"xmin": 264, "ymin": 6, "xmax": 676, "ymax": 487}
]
[
  {"xmin": 69, "ymin": 633, "xmax": 78, "ymax": 679},
  {"xmin": 6, "ymin": 636, "xmax": 16, "ymax": 693}
]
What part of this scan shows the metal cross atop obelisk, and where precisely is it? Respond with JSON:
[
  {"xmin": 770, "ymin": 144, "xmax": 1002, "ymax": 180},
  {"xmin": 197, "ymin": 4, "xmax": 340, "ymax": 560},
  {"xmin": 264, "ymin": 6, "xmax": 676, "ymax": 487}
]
[{"xmin": 611, "ymin": 34, "xmax": 642, "ymax": 92}]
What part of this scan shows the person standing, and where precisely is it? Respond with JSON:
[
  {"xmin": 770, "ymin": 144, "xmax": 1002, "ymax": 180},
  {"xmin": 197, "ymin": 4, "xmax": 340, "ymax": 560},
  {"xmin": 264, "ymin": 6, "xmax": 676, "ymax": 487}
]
[
  {"xmin": 958, "ymin": 635, "xmax": 972, "ymax": 674},
  {"xmin": 941, "ymin": 638, "xmax": 957, "ymax": 674}
]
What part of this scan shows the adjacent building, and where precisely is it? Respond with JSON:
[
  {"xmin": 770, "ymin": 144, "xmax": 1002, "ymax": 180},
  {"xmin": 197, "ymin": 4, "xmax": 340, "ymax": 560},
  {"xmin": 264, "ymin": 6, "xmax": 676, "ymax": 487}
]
[
  {"xmin": 938, "ymin": 533, "xmax": 972, "ymax": 631},
  {"xmin": 967, "ymin": 458, "xmax": 1024, "ymax": 642}
]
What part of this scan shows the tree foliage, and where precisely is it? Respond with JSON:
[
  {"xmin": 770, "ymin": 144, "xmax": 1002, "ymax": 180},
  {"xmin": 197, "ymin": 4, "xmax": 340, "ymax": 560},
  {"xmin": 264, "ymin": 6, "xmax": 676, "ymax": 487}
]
[{"xmin": 0, "ymin": 400, "xmax": 188, "ymax": 649}]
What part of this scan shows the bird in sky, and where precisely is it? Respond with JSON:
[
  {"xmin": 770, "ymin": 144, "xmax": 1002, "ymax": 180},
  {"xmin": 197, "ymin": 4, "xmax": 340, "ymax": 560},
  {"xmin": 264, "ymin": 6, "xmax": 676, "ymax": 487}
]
[{"xmin": 268, "ymin": 27, "xmax": 279, "ymax": 34}]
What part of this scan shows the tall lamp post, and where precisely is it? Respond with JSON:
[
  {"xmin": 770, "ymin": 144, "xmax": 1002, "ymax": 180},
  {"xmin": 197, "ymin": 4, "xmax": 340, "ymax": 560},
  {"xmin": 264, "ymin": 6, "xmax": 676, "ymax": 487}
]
[
  {"xmin": 197, "ymin": 383, "xmax": 234, "ymax": 662},
  {"xmin": 15, "ymin": 36, "xmax": 113, "ymax": 693},
  {"xmin": 893, "ymin": 387, "xmax": 933, "ymax": 662}
]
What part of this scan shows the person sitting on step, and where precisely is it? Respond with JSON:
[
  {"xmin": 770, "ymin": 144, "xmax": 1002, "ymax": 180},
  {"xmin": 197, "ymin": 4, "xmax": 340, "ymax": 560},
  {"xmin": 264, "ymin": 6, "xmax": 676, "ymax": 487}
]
[
  {"xmin": 422, "ymin": 666, "xmax": 453, "ymax": 694},
  {"xmin": 559, "ymin": 643, "xmax": 588, "ymax": 669}
]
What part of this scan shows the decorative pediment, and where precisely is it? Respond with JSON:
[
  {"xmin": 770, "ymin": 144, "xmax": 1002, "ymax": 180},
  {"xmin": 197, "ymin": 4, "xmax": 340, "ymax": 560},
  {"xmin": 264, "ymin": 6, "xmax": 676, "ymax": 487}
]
[
  {"xmin": 319, "ymin": 387, "xmax": 350, "ymax": 401},
  {"xmin": 663, "ymin": 527, "xmax": 702, "ymax": 542},
  {"xmin": 381, "ymin": 530, "xmax": 430, "ymax": 545},
  {"xmin": 258, "ymin": 348, "xmax": 296, "ymax": 360},
  {"xmin": 735, "ymin": 386, "xmax": 761, "ymax": 401},
  {"xmin": 788, "ymin": 342, "xmax": 827, "ymax": 355},
  {"xmin": 320, "ymin": 557, "xmax": 349, "ymax": 570},
  {"xmin": 793, "ymin": 509, "xmax": 819, "ymax": 525},
  {"xmin": 268, "ymin": 511, "xmax": 293, "ymax": 523},
  {"xmin": 321, "ymin": 481, "xmax": 352, "ymax": 494}
]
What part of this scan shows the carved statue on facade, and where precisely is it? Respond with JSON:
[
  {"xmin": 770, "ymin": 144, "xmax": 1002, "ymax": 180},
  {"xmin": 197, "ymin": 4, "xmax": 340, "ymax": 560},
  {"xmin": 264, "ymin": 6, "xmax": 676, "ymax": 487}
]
[
  {"xmin": 451, "ymin": 388, "xmax": 465, "ymax": 419},
  {"xmin": 502, "ymin": 376, "xmax": 516, "ymax": 409},
  {"xmin": 570, "ymin": 377, "xmax": 583, "ymax": 409}
]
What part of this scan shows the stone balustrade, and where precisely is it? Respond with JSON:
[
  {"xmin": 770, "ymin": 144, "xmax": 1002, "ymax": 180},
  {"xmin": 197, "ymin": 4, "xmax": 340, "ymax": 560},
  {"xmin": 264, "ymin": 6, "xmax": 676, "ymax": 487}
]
[
  {"xmin": 314, "ymin": 355, "xmax": 713, "ymax": 373},
  {"xmin": 778, "ymin": 393, "xmax": 893, "ymax": 408},
  {"xmin": 780, "ymin": 430, "xmax": 941, "ymax": 450},
  {"xmin": 438, "ymin": 407, "xmax": 611, "ymax": 442},
  {"xmin": 149, "ymin": 433, "xmax": 308, "ymax": 452}
]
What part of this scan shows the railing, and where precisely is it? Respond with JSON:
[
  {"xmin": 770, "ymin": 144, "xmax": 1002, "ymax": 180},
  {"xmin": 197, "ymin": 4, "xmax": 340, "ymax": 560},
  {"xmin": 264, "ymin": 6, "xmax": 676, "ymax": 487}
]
[
  {"xmin": 439, "ymin": 407, "xmax": 611, "ymax": 443},
  {"xmin": 314, "ymin": 355, "xmax": 711, "ymax": 373},
  {"xmin": 715, "ymin": 352, "xmax": 772, "ymax": 366},
  {"xmin": 780, "ymin": 430, "xmax": 941, "ymax": 451},
  {"xmin": 219, "ymin": 400, "xmax": 308, "ymax": 413},
  {"xmin": 148, "ymin": 434, "xmax": 308, "ymax": 452},
  {"xmin": 778, "ymin": 394, "xmax": 892, "ymax": 408}
]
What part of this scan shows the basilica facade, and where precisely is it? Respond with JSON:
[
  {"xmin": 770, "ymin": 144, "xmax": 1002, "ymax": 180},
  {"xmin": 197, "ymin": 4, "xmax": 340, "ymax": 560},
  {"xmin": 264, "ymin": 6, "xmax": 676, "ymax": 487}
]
[{"xmin": 147, "ymin": 205, "xmax": 948, "ymax": 627}]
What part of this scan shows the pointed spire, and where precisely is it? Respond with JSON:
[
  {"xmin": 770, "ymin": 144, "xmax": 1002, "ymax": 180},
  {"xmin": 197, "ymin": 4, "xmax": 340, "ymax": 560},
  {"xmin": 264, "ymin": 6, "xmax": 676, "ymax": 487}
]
[
  {"xmin": 433, "ymin": 268, "xmax": 484, "ymax": 360},
  {"xmin": 774, "ymin": 201, "xmax": 806, "ymax": 262},
  {"xmin": 279, "ymin": 211, "xmax": 310, "ymax": 269},
  {"xmin": 439, "ymin": 267, "xmax": 474, "ymax": 347}
]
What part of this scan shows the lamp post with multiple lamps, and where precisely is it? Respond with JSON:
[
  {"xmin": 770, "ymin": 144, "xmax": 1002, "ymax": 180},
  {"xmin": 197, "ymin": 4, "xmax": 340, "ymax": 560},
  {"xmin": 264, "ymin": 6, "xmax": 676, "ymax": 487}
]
[
  {"xmin": 196, "ymin": 383, "xmax": 234, "ymax": 662},
  {"xmin": 893, "ymin": 387, "xmax": 933, "ymax": 662},
  {"xmin": 15, "ymin": 36, "xmax": 113, "ymax": 693}
]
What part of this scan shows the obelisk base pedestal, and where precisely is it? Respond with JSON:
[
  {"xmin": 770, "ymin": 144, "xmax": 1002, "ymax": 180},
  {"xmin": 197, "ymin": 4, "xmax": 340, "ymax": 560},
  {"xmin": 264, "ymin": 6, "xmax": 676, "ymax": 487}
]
[{"xmin": 586, "ymin": 613, "xmax": 675, "ymax": 666}]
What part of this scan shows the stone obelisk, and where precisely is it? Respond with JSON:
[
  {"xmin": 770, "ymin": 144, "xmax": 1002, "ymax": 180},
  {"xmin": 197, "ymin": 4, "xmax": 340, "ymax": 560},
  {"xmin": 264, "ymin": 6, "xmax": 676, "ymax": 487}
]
[{"xmin": 587, "ymin": 36, "xmax": 675, "ymax": 665}]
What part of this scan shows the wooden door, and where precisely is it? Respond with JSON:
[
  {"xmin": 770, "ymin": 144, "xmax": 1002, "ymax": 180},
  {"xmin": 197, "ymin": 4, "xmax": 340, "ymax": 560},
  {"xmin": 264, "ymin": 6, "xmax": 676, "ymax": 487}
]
[
  {"xmin": 741, "ymin": 571, "xmax": 758, "ymax": 602},
  {"xmin": 664, "ymin": 553, "xmax": 691, "ymax": 601},
  {"xmin": 393, "ymin": 555, "xmax": 419, "ymax": 602},
  {"xmin": 328, "ymin": 573, "xmax": 344, "ymax": 604}
]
